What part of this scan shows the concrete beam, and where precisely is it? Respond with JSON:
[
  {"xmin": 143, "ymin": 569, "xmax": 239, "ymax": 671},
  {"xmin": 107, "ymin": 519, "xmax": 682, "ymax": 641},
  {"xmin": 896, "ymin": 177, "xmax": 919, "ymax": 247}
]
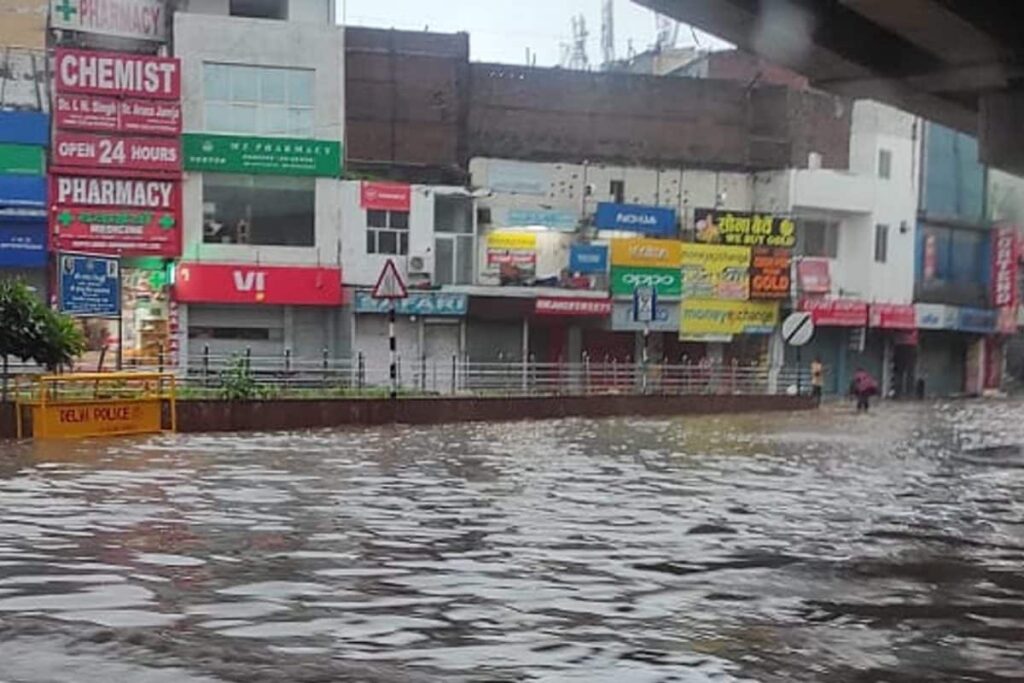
[{"xmin": 980, "ymin": 88, "xmax": 1024, "ymax": 177}]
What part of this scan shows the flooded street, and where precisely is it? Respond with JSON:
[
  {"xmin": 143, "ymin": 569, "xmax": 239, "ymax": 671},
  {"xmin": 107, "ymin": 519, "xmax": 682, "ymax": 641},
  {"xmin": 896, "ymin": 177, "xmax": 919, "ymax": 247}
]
[{"xmin": 0, "ymin": 402, "xmax": 1023, "ymax": 682}]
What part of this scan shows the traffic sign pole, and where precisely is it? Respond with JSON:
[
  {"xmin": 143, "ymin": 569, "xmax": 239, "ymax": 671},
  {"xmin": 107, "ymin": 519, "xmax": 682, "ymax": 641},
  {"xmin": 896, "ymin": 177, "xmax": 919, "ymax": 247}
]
[{"xmin": 389, "ymin": 301, "xmax": 397, "ymax": 400}]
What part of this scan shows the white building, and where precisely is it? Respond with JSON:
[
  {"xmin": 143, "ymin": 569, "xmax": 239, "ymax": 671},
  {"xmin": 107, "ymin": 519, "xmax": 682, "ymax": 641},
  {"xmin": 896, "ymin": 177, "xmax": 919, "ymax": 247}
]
[{"xmin": 172, "ymin": 0, "xmax": 347, "ymax": 364}]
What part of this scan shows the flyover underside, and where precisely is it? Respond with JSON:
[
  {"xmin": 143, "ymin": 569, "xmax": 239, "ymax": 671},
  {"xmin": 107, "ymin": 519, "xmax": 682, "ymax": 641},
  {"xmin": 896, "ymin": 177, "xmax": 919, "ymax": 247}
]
[{"xmin": 637, "ymin": 0, "xmax": 1024, "ymax": 174}]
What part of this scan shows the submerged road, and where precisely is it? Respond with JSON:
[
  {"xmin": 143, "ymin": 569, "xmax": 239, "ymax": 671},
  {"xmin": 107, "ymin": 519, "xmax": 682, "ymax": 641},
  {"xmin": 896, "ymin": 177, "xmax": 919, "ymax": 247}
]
[{"xmin": 0, "ymin": 401, "xmax": 1022, "ymax": 681}]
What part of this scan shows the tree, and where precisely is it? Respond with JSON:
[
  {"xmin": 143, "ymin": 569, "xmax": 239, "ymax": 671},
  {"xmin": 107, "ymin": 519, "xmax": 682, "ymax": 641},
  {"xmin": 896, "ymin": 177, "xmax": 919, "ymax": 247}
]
[{"xmin": 0, "ymin": 279, "xmax": 85, "ymax": 402}]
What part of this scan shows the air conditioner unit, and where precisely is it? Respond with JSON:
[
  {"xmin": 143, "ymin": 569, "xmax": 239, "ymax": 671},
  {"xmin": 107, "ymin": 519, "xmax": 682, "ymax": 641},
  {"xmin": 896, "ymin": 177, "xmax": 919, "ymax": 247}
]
[{"xmin": 409, "ymin": 255, "xmax": 428, "ymax": 273}]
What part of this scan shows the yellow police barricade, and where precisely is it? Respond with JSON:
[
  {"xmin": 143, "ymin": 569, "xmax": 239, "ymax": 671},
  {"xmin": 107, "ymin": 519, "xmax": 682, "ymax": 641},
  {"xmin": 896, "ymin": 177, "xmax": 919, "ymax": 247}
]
[{"xmin": 16, "ymin": 372, "xmax": 177, "ymax": 440}]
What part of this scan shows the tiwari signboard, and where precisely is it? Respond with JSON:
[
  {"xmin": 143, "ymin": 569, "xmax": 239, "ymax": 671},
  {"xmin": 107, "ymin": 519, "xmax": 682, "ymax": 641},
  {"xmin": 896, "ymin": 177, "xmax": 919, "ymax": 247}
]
[
  {"xmin": 183, "ymin": 134, "xmax": 342, "ymax": 177},
  {"xmin": 51, "ymin": 0, "xmax": 167, "ymax": 41}
]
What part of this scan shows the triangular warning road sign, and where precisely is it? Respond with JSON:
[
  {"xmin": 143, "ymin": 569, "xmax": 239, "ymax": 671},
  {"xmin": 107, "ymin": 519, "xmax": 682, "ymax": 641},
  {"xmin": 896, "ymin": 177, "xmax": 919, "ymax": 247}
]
[{"xmin": 371, "ymin": 258, "xmax": 408, "ymax": 300}]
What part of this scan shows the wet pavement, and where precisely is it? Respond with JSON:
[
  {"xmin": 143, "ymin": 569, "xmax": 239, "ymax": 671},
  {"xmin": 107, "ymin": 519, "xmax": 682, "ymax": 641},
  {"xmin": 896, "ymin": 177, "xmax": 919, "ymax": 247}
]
[{"xmin": 0, "ymin": 401, "xmax": 1023, "ymax": 682}]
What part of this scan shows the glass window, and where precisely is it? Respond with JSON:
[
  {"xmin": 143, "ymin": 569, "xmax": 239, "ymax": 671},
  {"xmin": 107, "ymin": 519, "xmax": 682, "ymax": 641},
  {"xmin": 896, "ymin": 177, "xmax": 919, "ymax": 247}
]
[
  {"xmin": 435, "ymin": 196, "xmax": 474, "ymax": 234},
  {"xmin": 203, "ymin": 174, "xmax": 315, "ymax": 247},
  {"xmin": 366, "ymin": 210, "xmax": 410, "ymax": 255},
  {"xmin": 878, "ymin": 148, "xmax": 892, "ymax": 180},
  {"xmin": 203, "ymin": 63, "xmax": 315, "ymax": 138},
  {"xmin": 798, "ymin": 219, "xmax": 839, "ymax": 258},
  {"xmin": 456, "ymin": 234, "xmax": 475, "ymax": 284},
  {"xmin": 874, "ymin": 224, "xmax": 889, "ymax": 263},
  {"xmin": 435, "ymin": 237, "xmax": 454, "ymax": 285}
]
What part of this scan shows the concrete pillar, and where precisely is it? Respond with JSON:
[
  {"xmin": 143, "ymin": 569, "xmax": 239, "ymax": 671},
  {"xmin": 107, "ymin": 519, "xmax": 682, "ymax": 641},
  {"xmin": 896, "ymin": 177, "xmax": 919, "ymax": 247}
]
[{"xmin": 882, "ymin": 337, "xmax": 894, "ymax": 399}]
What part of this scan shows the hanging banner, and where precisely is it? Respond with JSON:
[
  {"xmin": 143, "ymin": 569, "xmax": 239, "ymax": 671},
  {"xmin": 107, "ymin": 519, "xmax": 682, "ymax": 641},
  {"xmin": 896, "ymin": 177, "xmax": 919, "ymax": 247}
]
[
  {"xmin": 360, "ymin": 181, "xmax": 411, "ymax": 211},
  {"xmin": 797, "ymin": 258, "xmax": 832, "ymax": 294},
  {"xmin": 50, "ymin": 0, "xmax": 167, "ymax": 41},
  {"xmin": 53, "ymin": 132, "xmax": 180, "ymax": 174},
  {"xmin": 183, "ymin": 133, "xmax": 342, "ymax": 177},
  {"xmin": 680, "ymin": 243, "xmax": 750, "ymax": 300},
  {"xmin": 609, "ymin": 237, "xmax": 682, "ymax": 269},
  {"xmin": 750, "ymin": 248, "xmax": 792, "ymax": 299},
  {"xmin": 694, "ymin": 208, "xmax": 797, "ymax": 249},
  {"xmin": 50, "ymin": 173, "xmax": 180, "ymax": 256},
  {"xmin": 55, "ymin": 49, "xmax": 180, "ymax": 100},
  {"xmin": 800, "ymin": 298, "xmax": 868, "ymax": 327},
  {"xmin": 55, "ymin": 94, "xmax": 182, "ymax": 136},
  {"xmin": 680, "ymin": 299, "xmax": 779, "ymax": 337}
]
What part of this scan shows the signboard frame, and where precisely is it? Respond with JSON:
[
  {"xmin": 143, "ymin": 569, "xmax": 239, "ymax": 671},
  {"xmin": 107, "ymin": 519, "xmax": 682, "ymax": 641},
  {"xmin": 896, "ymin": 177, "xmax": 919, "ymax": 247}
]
[{"xmin": 58, "ymin": 252, "xmax": 121, "ymax": 318}]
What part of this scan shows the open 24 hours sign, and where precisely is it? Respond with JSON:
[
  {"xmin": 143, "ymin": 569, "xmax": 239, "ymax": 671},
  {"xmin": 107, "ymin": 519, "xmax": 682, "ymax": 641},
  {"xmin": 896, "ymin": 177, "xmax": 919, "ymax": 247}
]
[{"xmin": 50, "ymin": 174, "xmax": 180, "ymax": 257}]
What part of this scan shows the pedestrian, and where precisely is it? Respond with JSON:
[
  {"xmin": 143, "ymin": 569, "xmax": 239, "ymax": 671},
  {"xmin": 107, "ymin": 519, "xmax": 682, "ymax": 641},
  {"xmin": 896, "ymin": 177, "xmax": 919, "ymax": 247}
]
[
  {"xmin": 850, "ymin": 367, "xmax": 879, "ymax": 413},
  {"xmin": 810, "ymin": 357, "xmax": 824, "ymax": 405}
]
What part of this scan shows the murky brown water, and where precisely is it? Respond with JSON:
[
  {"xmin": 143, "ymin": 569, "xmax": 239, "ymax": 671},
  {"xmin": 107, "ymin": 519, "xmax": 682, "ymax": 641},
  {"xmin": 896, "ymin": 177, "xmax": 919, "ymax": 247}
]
[{"xmin": 0, "ymin": 401, "xmax": 1023, "ymax": 682}]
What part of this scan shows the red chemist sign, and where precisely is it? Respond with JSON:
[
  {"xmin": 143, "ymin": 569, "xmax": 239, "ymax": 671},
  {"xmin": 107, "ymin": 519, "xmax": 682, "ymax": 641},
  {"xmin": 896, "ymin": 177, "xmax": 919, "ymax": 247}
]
[{"xmin": 55, "ymin": 49, "xmax": 180, "ymax": 100}]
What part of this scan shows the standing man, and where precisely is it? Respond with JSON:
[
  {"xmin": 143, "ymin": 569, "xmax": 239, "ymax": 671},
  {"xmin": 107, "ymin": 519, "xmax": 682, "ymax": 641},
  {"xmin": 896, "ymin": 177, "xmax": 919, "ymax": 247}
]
[
  {"xmin": 810, "ymin": 357, "xmax": 824, "ymax": 405},
  {"xmin": 850, "ymin": 367, "xmax": 879, "ymax": 412}
]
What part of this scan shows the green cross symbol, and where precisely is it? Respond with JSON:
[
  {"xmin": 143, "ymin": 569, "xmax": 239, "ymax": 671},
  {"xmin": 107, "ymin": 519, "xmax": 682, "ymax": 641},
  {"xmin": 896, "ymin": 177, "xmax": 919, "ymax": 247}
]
[
  {"xmin": 57, "ymin": 210, "xmax": 74, "ymax": 226},
  {"xmin": 158, "ymin": 214, "xmax": 176, "ymax": 229},
  {"xmin": 55, "ymin": 0, "xmax": 78, "ymax": 22}
]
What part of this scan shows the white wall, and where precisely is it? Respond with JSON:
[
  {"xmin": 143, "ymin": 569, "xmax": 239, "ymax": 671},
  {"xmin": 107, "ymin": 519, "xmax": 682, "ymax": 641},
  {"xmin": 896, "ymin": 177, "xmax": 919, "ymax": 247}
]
[
  {"xmin": 175, "ymin": 12, "xmax": 344, "ymax": 267},
  {"xmin": 180, "ymin": 0, "xmax": 333, "ymax": 22},
  {"xmin": 339, "ymin": 182, "xmax": 471, "ymax": 288}
]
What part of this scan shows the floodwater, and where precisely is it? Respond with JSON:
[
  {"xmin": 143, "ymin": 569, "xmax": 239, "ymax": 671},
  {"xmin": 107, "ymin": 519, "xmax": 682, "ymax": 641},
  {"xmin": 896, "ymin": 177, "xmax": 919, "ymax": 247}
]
[{"xmin": 0, "ymin": 402, "xmax": 1023, "ymax": 682}]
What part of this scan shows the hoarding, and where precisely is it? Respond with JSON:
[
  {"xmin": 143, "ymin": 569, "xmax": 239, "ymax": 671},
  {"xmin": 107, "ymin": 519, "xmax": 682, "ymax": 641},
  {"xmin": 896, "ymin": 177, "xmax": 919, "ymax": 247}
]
[
  {"xmin": 749, "ymin": 248, "xmax": 792, "ymax": 299},
  {"xmin": 569, "ymin": 244, "xmax": 608, "ymax": 273},
  {"xmin": 183, "ymin": 133, "xmax": 342, "ymax": 177},
  {"xmin": 610, "ymin": 266, "xmax": 682, "ymax": 298},
  {"xmin": 680, "ymin": 243, "xmax": 750, "ymax": 300},
  {"xmin": 694, "ymin": 208, "xmax": 797, "ymax": 249},
  {"xmin": 595, "ymin": 202, "xmax": 677, "ymax": 237},
  {"xmin": 680, "ymin": 299, "xmax": 780, "ymax": 337},
  {"xmin": 173, "ymin": 263, "xmax": 343, "ymax": 306},
  {"xmin": 799, "ymin": 298, "xmax": 868, "ymax": 327},
  {"xmin": 55, "ymin": 49, "xmax": 180, "ymax": 100}
]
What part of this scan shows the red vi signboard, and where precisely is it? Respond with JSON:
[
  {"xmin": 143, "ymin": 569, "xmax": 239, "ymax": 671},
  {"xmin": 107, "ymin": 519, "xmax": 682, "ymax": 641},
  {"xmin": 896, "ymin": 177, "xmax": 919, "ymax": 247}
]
[
  {"xmin": 50, "ymin": 174, "xmax": 181, "ymax": 256},
  {"xmin": 173, "ymin": 264, "xmax": 344, "ymax": 306}
]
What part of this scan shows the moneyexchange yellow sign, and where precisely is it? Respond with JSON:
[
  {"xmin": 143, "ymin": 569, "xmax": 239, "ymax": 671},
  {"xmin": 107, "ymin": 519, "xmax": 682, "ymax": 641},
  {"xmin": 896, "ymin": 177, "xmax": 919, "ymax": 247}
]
[
  {"xmin": 34, "ymin": 400, "xmax": 163, "ymax": 439},
  {"xmin": 680, "ymin": 244, "xmax": 751, "ymax": 300},
  {"xmin": 680, "ymin": 299, "xmax": 779, "ymax": 337},
  {"xmin": 610, "ymin": 238, "xmax": 683, "ymax": 269}
]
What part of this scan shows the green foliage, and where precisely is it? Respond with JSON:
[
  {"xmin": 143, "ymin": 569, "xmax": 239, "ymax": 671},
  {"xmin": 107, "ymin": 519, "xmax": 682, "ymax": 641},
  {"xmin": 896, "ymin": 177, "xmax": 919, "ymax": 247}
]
[
  {"xmin": 0, "ymin": 279, "xmax": 85, "ymax": 372},
  {"xmin": 218, "ymin": 355, "xmax": 267, "ymax": 401}
]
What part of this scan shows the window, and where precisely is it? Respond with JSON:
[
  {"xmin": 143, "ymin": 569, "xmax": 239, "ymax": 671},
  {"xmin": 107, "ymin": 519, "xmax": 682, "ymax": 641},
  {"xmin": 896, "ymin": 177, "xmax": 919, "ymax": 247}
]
[
  {"xmin": 878, "ymin": 148, "xmax": 892, "ymax": 180},
  {"xmin": 203, "ymin": 63, "xmax": 313, "ymax": 137},
  {"xmin": 189, "ymin": 327, "xmax": 281, "ymax": 341},
  {"xmin": 367, "ymin": 210, "xmax": 409, "ymax": 255},
  {"xmin": 435, "ymin": 196, "xmax": 475, "ymax": 285},
  {"xmin": 874, "ymin": 224, "xmax": 889, "ymax": 263},
  {"xmin": 229, "ymin": 0, "xmax": 287, "ymax": 20},
  {"xmin": 797, "ymin": 219, "xmax": 839, "ymax": 258},
  {"xmin": 610, "ymin": 180, "xmax": 625, "ymax": 204},
  {"xmin": 203, "ymin": 174, "xmax": 315, "ymax": 247}
]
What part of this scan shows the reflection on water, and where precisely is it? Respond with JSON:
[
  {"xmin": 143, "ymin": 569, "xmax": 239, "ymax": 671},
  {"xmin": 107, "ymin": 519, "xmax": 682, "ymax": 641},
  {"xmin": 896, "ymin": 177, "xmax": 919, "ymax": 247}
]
[{"xmin": 0, "ymin": 402, "xmax": 1023, "ymax": 681}]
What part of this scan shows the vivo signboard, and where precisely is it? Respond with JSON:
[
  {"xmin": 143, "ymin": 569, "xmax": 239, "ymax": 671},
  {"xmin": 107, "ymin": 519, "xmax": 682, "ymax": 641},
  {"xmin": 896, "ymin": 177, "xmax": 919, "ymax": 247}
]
[{"xmin": 595, "ymin": 203, "xmax": 677, "ymax": 237}]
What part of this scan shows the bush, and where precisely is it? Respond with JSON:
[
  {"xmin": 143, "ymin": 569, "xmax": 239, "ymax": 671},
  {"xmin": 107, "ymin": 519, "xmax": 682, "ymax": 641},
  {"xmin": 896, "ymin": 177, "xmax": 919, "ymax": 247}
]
[{"xmin": 218, "ymin": 355, "xmax": 268, "ymax": 401}]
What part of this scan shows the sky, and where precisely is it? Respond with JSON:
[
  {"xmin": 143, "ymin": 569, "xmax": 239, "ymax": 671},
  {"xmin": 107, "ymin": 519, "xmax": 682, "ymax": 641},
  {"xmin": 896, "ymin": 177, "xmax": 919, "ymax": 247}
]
[{"xmin": 337, "ymin": 0, "xmax": 730, "ymax": 67}]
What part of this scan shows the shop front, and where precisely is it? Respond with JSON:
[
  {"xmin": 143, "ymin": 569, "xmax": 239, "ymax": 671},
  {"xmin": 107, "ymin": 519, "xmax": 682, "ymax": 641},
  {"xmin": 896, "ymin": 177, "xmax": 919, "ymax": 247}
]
[
  {"xmin": 796, "ymin": 298, "xmax": 873, "ymax": 395},
  {"xmin": 868, "ymin": 303, "xmax": 918, "ymax": 397},
  {"xmin": 173, "ymin": 263, "xmax": 345, "ymax": 366},
  {"xmin": 352, "ymin": 290, "xmax": 467, "ymax": 389}
]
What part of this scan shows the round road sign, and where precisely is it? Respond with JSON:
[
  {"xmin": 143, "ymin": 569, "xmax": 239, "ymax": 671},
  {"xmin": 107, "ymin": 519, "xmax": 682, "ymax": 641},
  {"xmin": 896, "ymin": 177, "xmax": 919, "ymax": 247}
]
[{"xmin": 782, "ymin": 311, "xmax": 815, "ymax": 347}]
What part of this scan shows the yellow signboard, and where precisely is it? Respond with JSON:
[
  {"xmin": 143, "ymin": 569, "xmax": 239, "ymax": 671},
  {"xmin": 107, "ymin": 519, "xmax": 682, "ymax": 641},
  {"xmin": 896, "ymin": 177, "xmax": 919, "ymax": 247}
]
[
  {"xmin": 610, "ymin": 238, "xmax": 683, "ymax": 269},
  {"xmin": 34, "ymin": 400, "xmax": 163, "ymax": 439},
  {"xmin": 680, "ymin": 299, "xmax": 779, "ymax": 337},
  {"xmin": 680, "ymin": 244, "xmax": 751, "ymax": 300},
  {"xmin": 487, "ymin": 230, "xmax": 538, "ymax": 251}
]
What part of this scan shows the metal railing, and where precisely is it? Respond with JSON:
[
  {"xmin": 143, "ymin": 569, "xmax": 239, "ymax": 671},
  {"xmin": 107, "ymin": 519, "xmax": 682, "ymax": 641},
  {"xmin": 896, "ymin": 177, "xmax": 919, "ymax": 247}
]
[{"xmin": 2, "ymin": 349, "xmax": 814, "ymax": 398}]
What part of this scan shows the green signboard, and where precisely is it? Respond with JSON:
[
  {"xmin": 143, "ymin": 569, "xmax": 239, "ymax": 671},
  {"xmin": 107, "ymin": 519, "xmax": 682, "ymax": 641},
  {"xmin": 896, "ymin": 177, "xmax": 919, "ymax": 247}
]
[
  {"xmin": 0, "ymin": 143, "xmax": 45, "ymax": 175},
  {"xmin": 182, "ymin": 134, "xmax": 342, "ymax": 177},
  {"xmin": 611, "ymin": 266, "xmax": 682, "ymax": 298}
]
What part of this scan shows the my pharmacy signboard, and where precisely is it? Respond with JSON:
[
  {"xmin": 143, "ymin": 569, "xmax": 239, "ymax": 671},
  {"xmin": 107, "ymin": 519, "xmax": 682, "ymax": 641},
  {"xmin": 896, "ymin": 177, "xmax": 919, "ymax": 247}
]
[
  {"xmin": 183, "ymin": 134, "xmax": 342, "ymax": 177},
  {"xmin": 51, "ymin": 0, "xmax": 167, "ymax": 42},
  {"xmin": 49, "ymin": 174, "xmax": 180, "ymax": 257}
]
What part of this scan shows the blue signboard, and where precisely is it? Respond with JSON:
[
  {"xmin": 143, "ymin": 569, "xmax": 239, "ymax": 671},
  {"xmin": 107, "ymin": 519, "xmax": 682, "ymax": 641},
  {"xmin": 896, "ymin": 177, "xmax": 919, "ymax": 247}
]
[
  {"xmin": 59, "ymin": 254, "xmax": 121, "ymax": 317},
  {"xmin": 594, "ymin": 202, "xmax": 677, "ymax": 237},
  {"xmin": 354, "ymin": 291, "xmax": 468, "ymax": 317},
  {"xmin": 505, "ymin": 208, "xmax": 579, "ymax": 232},
  {"xmin": 569, "ymin": 244, "xmax": 608, "ymax": 274},
  {"xmin": 955, "ymin": 307, "xmax": 997, "ymax": 334},
  {"xmin": 0, "ymin": 175, "xmax": 46, "ymax": 208},
  {"xmin": 0, "ymin": 112, "xmax": 49, "ymax": 146},
  {"xmin": 0, "ymin": 223, "xmax": 46, "ymax": 267}
]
